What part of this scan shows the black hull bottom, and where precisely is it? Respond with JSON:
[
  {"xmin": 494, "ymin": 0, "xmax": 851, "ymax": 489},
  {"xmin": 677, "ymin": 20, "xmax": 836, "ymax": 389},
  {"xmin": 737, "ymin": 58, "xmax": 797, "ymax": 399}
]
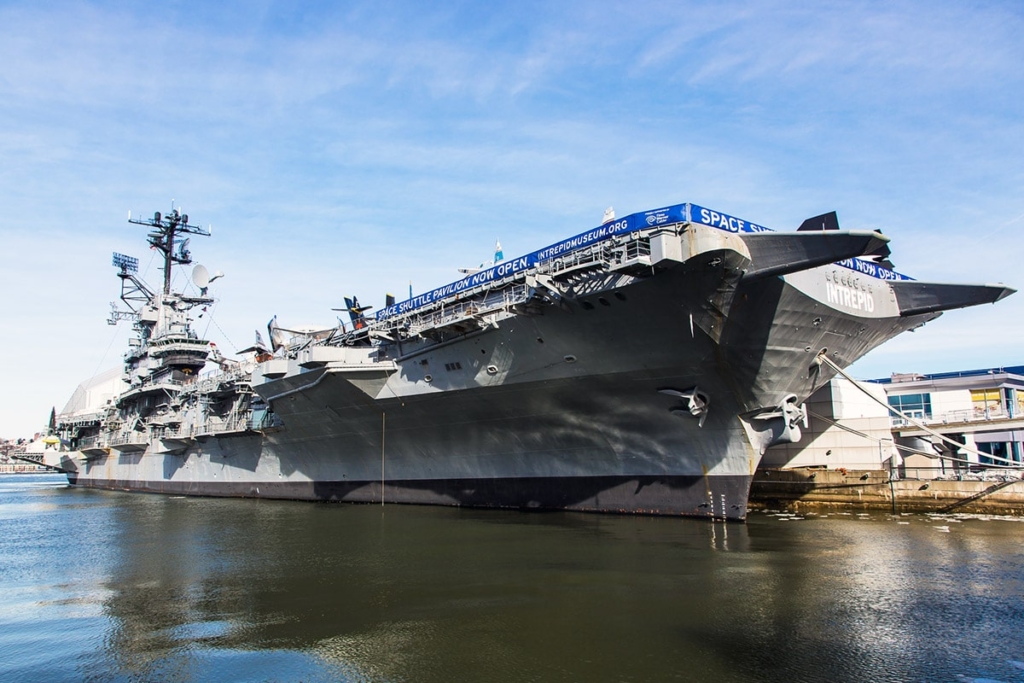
[{"xmin": 65, "ymin": 473, "xmax": 754, "ymax": 520}]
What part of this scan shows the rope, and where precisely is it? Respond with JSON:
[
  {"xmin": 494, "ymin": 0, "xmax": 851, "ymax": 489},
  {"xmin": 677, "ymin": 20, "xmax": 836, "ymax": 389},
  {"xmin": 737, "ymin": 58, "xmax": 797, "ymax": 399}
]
[
  {"xmin": 88, "ymin": 324, "xmax": 125, "ymax": 381},
  {"xmin": 815, "ymin": 351, "xmax": 1021, "ymax": 468},
  {"xmin": 208, "ymin": 314, "xmax": 239, "ymax": 354},
  {"xmin": 140, "ymin": 248, "xmax": 158, "ymax": 282},
  {"xmin": 200, "ymin": 299, "xmax": 218, "ymax": 340},
  {"xmin": 806, "ymin": 407, "xmax": 1017, "ymax": 469}
]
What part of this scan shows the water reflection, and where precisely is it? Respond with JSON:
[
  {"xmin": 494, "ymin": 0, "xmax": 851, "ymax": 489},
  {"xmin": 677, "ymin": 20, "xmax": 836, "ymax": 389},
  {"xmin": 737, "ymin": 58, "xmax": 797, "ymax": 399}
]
[
  {"xmin": 3, "ymin": 476, "xmax": 1024, "ymax": 683},
  {"xmin": 92, "ymin": 497, "xmax": 764, "ymax": 682}
]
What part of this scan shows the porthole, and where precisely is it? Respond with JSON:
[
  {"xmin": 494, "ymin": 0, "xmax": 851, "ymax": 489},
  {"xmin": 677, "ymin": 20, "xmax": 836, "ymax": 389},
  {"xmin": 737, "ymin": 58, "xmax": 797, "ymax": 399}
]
[
  {"xmin": 537, "ymin": 337, "xmax": 544, "ymax": 344},
  {"xmin": 598, "ymin": 297, "xmax": 610, "ymax": 307},
  {"xmin": 581, "ymin": 301, "xmax": 595, "ymax": 310},
  {"xmin": 564, "ymin": 355, "xmax": 577, "ymax": 363},
  {"xmin": 614, "ymin": 292, "xmax": 627, "ymax": 302},
  {"xmin": 424, "ymin": 374, "xmax": 433, "ymax": 382},
  {"xmin": 486, "ymin": 365, "xmax": 498, "ymax": 375}
]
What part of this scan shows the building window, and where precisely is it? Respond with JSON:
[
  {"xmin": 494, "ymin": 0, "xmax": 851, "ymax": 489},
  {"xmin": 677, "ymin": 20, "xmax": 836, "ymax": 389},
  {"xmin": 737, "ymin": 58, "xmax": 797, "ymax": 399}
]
[
  {"xmin": 888, "ymin": 393, "xmax": 932, "ymax": 419},
  {"xmin": 971, "ymin": 389, "xmax": 1002, "ymax": 418},
  {"xmin": 976, "ymin": 441, "xmax": 1017, "ymax": 466}
]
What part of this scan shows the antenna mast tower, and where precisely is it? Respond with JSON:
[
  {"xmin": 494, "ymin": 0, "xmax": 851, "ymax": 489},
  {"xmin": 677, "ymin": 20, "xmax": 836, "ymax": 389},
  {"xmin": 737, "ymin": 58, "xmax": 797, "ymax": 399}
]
[{"xmin": 129, "ymin": 207, "xmax": 210, "ymax": 295}]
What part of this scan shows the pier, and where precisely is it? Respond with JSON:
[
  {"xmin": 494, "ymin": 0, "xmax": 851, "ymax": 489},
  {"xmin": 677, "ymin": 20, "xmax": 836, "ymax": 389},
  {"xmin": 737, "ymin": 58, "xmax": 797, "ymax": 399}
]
[
  {"xmin": 749, "ymin": 468, "xmax": 1024, "ymax": 515},
  {"xmin": 753, "ymin": 363, "xmax": 1024, "ymax": 514}
]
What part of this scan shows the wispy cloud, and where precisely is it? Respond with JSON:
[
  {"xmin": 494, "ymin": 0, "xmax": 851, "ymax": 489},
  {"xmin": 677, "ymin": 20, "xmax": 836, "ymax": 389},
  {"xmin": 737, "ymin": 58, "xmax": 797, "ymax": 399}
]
[
  {"xmin": 1, "ymin": 0, "xmax": 1022, "ymax": 435},
  {"xmin": 633, "ymin": 1, "xmax": 1023, "ymax": 90}
]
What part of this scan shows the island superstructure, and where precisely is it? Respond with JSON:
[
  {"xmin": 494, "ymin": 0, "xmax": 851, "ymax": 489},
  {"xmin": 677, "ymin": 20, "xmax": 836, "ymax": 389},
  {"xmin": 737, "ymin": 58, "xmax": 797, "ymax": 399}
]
[{"xmin": 42, "ymin": 202, "xmax": 1014, "ymax": 519}]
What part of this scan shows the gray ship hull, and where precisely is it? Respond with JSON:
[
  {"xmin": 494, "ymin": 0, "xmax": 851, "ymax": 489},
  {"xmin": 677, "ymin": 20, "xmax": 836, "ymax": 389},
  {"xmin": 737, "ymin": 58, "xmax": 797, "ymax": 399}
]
[
  {"xmin": 50, "ymin": 268, "xmax": 929, "ymax": 520},
  {"xmin": 59, "ymin": 363, "xmax": 761, "ymax": 518}
]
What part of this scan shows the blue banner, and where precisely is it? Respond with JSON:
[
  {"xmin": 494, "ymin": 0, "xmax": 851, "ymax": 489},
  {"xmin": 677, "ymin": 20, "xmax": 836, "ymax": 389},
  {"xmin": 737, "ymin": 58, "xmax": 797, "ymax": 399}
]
[
  {"xmin": 375, "ymin": 201, "xmax": 909, "ymax": 320},
  {"xmin": 689, "ymin": 204, "xmax": 772, "ymax": 233},
  {"xmin": 634, "ymin": 203, "xmax": 688, "ymax": 231},
  {"xmin": 835, "ymin": 258, "xmax": 911, "ymax": 281},
  {"xmin": 376, "ymin": 203, "xmax": 689, "ymax": 320}
]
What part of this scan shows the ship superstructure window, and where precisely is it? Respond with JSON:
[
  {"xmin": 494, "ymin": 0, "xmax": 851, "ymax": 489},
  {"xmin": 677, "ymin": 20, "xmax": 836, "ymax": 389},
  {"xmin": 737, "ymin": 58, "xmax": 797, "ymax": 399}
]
[
  {"xmin": 887, "ymin": 393, "xmax": 932, "ymax": 419},
  {"xmin": 444, "ymin": 362, "xmax": 463, "ymax": 372}
]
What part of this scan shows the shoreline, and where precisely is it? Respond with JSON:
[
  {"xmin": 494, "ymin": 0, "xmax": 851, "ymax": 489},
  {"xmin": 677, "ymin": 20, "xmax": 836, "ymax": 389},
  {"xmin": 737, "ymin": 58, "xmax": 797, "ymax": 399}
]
[{"xmin": 0, "ymin": 465, "xmax": 50, "ymax": 475}]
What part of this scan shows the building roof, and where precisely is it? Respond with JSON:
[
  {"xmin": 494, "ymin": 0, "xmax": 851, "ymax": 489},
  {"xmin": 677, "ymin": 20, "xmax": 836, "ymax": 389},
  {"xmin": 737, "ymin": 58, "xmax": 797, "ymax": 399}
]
[
  {"xmin": 870, "ymin": 365, "xmax": 1024, "ymax": 387},
  {"xmin": 868, "ymin": 365, "xmax": 1024, "ymax": 400}
]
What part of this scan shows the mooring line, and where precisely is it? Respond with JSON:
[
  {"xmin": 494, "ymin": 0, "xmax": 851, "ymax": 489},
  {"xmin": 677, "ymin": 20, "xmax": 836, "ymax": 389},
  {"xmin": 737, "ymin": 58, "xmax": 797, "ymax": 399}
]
[{"xmin": 815, "ymin": 351, "xmax": 1020, "ymax": 468}]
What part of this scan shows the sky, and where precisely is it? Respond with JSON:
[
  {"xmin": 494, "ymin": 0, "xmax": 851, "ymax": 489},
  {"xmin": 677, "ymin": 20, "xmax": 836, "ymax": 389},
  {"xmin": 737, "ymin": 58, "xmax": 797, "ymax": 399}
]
[{"xmin": 1, "ymin": 0, "xmax": 1022, "ymax": 438}]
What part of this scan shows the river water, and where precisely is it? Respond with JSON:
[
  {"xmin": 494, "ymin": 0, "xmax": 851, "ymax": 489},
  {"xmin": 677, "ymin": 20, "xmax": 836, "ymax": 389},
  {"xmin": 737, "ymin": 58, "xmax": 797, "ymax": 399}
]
[{"xmin": 2, "ymin": 473, "xmax": 1023, "ymax": 683}]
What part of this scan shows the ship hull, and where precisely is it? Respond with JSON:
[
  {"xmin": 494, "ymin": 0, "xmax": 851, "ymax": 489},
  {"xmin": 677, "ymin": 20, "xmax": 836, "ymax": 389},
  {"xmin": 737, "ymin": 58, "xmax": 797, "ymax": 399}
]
[
  {"xmin": 64, "ymin": 470, "xmax": 752, "ymax": 519},
  {"xmin": 55, "ymin": 363, "xmax": 761, "ymax": 519},
  {"xmin": 49, "ymin": 206, "xmax": 1009, "ymax": 521},
  {"xmin": 48, "ymin": 272, "xmax": 927, "ymax": 521}
]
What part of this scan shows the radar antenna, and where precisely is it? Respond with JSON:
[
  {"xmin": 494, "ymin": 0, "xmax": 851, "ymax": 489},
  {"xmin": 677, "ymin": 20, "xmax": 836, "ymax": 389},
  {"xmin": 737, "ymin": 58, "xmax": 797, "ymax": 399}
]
[
  {"xmin": 109, "ymin": 251, "xmax": 153, "ymax": 319},
  {"xmin": 129, "ymin": 207, "xmax": 210, "ymax": 295}
]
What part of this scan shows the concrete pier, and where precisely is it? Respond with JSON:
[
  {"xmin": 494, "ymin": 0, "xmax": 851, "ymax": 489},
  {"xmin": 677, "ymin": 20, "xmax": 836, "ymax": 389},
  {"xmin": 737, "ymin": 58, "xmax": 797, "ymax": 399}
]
[{"xmin": 750, "ymin": 468, "xmax": 1024, "ymax": 515}]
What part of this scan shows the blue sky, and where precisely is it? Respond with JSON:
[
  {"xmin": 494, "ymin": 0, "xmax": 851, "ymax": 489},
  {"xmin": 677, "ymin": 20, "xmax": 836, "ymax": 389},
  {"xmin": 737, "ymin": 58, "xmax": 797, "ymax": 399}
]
[{"xmin": 1, "ymin": 0, "xmax": 1022, "ymax": 437}]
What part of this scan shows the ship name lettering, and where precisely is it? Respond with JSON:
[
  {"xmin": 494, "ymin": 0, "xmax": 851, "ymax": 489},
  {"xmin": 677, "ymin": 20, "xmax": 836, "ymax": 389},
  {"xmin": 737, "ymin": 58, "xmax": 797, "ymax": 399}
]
[{"xmin": 825, "ymin": 281, "xmax": 874, "ymax": 312}]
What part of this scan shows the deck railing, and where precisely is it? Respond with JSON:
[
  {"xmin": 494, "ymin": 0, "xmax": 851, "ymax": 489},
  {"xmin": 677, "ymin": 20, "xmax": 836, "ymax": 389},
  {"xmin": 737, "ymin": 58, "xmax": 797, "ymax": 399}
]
[
  {"xmin": 107, "ymin": 432, "xmax": 148, "ymax": 447},
  {"xmin": 77, "ymin": 435, "xmax": 105, "ymax": 449},
  {"xmin": 891, "ymin": 406, "xmax": 1016, "ymax": 427},
  {"xmin": 377, "ymin": 232, "xmax": 653, "ymax": 341}
]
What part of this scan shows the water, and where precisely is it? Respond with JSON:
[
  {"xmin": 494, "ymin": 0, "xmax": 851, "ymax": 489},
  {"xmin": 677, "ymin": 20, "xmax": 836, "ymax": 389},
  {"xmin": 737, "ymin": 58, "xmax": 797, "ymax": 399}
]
[{"xmin": 2, "ymin": 474, "xmax": 1024, "ymax": 683}]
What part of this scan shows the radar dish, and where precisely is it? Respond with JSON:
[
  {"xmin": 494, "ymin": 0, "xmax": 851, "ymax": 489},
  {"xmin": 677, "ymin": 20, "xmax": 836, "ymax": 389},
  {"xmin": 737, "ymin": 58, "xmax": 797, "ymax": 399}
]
[{"xmin": 192, "ymin": 264, "xmax": 210, "ymax": 289}]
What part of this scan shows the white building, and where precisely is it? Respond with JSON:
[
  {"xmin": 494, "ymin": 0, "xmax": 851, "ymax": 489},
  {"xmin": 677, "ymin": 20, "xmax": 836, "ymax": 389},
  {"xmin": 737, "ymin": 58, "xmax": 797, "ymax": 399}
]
[
  {"xmin": 764, "ymin": 377, "xmax": 895, "ymax": 471},
  {"xmin": 765, "ymin": 366, "xmax": 1024, "ymax": 477}
]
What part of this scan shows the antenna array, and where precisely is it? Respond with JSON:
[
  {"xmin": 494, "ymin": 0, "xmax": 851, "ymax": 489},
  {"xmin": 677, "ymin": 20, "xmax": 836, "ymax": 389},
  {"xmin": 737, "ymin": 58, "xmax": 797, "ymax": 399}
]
[{"xmin": 112, "ymin": 252, "xmax": 139, "ymax": 274}]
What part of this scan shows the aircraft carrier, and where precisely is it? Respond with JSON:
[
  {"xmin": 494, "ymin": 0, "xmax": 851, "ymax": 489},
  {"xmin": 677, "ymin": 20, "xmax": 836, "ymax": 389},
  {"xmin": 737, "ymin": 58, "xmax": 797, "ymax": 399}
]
[{"xmin": 40, "ymin": 202, "xmax": 1014, "ymax": 519}]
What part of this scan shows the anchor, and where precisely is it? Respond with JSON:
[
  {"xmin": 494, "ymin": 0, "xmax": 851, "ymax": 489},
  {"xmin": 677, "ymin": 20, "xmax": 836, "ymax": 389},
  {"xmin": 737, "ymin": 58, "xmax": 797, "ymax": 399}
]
[
  {"xmin": 753, "ymin": 393, "xmax": 808, "ymax": 445},
  {"xmin": 659, "ymin": 387, "xmax": 711, "ymax": 428}
]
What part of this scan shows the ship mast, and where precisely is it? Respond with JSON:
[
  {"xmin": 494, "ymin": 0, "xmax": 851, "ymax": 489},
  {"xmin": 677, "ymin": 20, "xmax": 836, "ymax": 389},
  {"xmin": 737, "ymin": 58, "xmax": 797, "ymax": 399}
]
[
  {"xmin": 129, "ymin": 207, "xmax": 210, "ymax": 295},
  {"xmin": 108, "ymin": 206, "xmax": 217, "ymax": 382}
]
